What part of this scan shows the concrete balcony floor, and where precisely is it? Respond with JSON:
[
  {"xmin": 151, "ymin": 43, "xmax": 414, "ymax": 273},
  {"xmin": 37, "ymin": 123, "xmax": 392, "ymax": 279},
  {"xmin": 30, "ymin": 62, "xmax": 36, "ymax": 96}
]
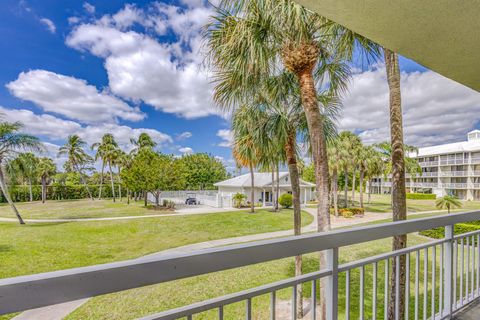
[{"xmin": 454, "ymin": 300, "xmax": 480, "ymax": 320}]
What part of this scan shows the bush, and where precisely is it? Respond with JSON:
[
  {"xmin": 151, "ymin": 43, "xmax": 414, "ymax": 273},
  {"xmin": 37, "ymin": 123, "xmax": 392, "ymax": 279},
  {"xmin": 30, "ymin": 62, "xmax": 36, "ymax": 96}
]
[
  {"xmin": 162, "ymin": 199, "xmax": 176, "ymax": 209},
  {"xmin": 232, "ymin": 193, "xmax": 246, "ymax": 208},
  {"xmin": 279, "ymin": 193, "xmax": 293, "ymax": 208},
  {"xmin": 3, "ymin": 184, "xmax": 127, "ymax": 203},
  {"xmin": 420, "ymin": 222, "xmax": 480, "ymax": 239},
  {"xmin": 330, "ymin": 207, "xmax": 365, "ymax": 217},
  {"xmin": 406, "ymin": 193, "xmax": 436, "ymax": 200}
]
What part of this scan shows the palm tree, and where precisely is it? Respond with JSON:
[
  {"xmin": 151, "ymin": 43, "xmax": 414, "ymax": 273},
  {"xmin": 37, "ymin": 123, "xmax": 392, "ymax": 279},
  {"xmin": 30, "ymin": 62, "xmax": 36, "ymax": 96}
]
[
  {"xmin": 337, "ymin": 132, "xmax": 361, "ymax": 207},
  {"xmin": 37, "ymin": 157, "xmax": 56, "ymax": 203},
  {"xmin": 115, "ymin": 150, "xmax": 128, "ymax": 202},
  {"xmin": 0, "ymin": 120, "xmax": 42, "ymax": 224},
  {"xmin": 9, "ymin": 152, "xmax": 37, "ymax": 202},
  {"xmin": 232, "ymin": 106, "xmax": 261, "ymax": 213},
  {"xmin": 130, "ymin": 133, "xmax": 156, "ymax": 153},
  {"xmin": 436, "ymin": 195, "xmax": 462, "ymax": 214},
  {"xmin": 364, "ymin": 148, "xmax": 384, "ymax": 204},
  {"xmin": 58, "ymin": 135, "xmax": 94, "ymax": 201},
  {"xmin": 327, "ymin": 140, "xmax": 342, "ymax": 216},
  {"xmin": 92, "ymin": 134, "xmax": 117, "ymax": 200}
]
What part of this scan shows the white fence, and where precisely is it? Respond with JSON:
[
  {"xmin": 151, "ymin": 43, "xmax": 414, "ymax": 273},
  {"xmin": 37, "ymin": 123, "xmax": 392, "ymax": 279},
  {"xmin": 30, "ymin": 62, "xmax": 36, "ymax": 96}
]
[{"xmin": 147, "ymin": 190, "xmax": 229, "ymax": 208}]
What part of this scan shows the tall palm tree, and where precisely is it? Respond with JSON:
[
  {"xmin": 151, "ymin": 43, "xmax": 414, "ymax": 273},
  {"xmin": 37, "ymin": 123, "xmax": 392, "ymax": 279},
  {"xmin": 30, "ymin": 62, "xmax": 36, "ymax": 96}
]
[
  {"xmin": 103, "ymin": 142, "xmax": 119, "ymax": 203},
  {"xmin": 58, "ymin": 135, "xmax": 94, "ymax": 201},
  {"xmin": 337, "ymin": 132, "xmax": 361, "ymax": 207},
  {"xmin": 37, "ymin": 157, "xmax": 56, "ymax": 203},
  {"xmin": 92, "ymin": 134, "xmax": 117, "ymax": 200},
  {"xmin": 232, "ymin": 106, "xmax": 262, "ymax": 213},
  {"xmin": 0, "ymin": 121, "xmax": 42, "ymax": 224},
  {"xmin": 115, "ymin": 150, "xmax": 128, "ymax": 202},
  {"xmin": 9, "ymin": 152, "xmax": 37, "ymax": 202},
  {"xmin": 130, "ymin": 133, "xmax": 156, "ymax": 153},
  {"xmin": 327, "ymin": 140, "xmax": 342, "ymax": 216}
]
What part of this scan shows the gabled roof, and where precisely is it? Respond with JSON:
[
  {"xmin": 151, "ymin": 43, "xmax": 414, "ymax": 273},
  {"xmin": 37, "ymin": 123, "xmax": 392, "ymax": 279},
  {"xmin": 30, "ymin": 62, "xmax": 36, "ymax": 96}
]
[{"xmin": 214, "ymin": 172, "xmax": 315, "ymax": 188}]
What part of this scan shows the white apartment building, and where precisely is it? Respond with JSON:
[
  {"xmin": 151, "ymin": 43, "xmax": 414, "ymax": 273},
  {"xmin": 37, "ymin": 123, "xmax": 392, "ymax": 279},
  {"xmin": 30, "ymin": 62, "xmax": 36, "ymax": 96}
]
[{"xmin": 370, "ymin": 130, "xmax": 480, "ymax": 200}]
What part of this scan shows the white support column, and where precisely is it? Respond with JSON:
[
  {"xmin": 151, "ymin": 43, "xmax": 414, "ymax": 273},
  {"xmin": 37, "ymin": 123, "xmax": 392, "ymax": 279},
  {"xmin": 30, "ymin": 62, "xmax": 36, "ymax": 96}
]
[
  {"xmin": 443, "ymin": 225, "xmax": 454, "ymax": 317},
  {"xmin": 303, "ymin": 187, "xmax": 307, "ymax": 204},
  {"xmin": 326, "ymin": 248, "xmax": 339, "ymax": 320},
  {"xmin": 262, "ymin": 189, "xmax": 266, "ymax": 207}
]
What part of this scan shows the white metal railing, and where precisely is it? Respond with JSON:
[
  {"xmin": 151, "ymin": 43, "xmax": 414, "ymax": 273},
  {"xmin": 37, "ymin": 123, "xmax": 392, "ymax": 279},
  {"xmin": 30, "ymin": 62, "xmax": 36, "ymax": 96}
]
[
  {"xmin": 443, "ymin": 183, "xmax": 468, "ymax": 189},
  {"xmin": 419, "ymin": 161, "xmax": 439, "ymax": 167},
  {"xmin": 409, "ymin": 182, "xmax": 438, "ymax": 188},
  {"xmin": 440, "ymin": 171, "xmax": 468, "ymax": 177},
  {"xmin": 472, "ymin": 171, "xmax": 480, "ymax": 176},
  {"xmin": 472, "ymin": 183, "xmax": 480, "ymax": 189},
  {"xmin": 3, "ymin": 212, "xmax": 480, "ymax": 319},
  {"xmin": 440, "ymin": 159, "xmax": 468, "ymax": 165},
  {"xmin": 470, "ymin": 158, "xmax": 480, "ymax": 164}
]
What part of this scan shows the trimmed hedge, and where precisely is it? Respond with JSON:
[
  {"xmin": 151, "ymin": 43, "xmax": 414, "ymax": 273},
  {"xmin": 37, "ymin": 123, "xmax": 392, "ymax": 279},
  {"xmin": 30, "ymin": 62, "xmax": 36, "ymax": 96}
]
[
  {"xmin": 279, "ymin": 193, "xmax": 293, "ymax": 208},
  {"xmin": 2, "ymin": 185, "xmax": 127, "ymax": 203},
  {"xmin": 406, "ymin": 193, "xmax": 436, "ymax": 200},
  {"xmin": 420, "ymin": 222, "xmax": 480, "ymax": 240}
]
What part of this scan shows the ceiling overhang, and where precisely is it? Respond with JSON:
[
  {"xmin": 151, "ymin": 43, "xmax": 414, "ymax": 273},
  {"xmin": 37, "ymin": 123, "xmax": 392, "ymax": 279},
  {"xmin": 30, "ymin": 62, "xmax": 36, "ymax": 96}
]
[{"xmin": 295, "ymin": 0, "xmax": 480, "ymax": 92}]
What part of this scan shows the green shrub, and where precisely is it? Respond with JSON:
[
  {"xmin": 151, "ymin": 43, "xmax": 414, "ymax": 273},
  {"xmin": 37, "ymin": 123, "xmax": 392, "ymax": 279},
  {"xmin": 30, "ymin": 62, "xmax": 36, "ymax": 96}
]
[
  {"xmin": 420, "ymin": 222, "xmax": 480, "ymax": 239},
  {"xmin": 342, "ymin": 210, "xmax": 354, "ymax": 218},
  {"xmin": 330, "ymin": 207, "xmax": 365, "ymax": 217},
  {"xmin": 279, "ymin": 193, "xmax": 293, "ymax": 208},
  {"xmin": 232, "ymin": 193, "xmax": 246, "ymax": 208},
  {"xmin": 3, "ymin": 184, "xmax": 127, "ymax": 203},
  {"xmin": 406, "ymin": 193, "xmax": 436, "ymax": 200}
]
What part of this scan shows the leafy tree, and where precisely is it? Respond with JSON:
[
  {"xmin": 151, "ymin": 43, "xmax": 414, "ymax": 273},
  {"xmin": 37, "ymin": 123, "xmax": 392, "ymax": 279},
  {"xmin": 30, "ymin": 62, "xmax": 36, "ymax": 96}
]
[
  {"xmin": 0, "ymin": 120, "xmax": 42, "ymax": 224},
  {"xmin": 279, "ymin": 193, "xmax": 293, "ymax": 208},
  {"xmin": 436, "ymin": 195, "xmax": 462, "ymax": 214},
  {"xmin": 121, "ymin": 149, "xmax": 186, "ymax": 206},
  {"xmin": 232, "ymin": 193, "xmax": 246, "ymax": 208},
  {"xmin": 9, "ymin": 153, "xmax": 37, "ymax": 202},
  {"xmin": 58, "ymin": 135, "xmax": 94, "ymax": 201},
  {"xmin": 178, "ymin": 153, "xmax": 227, "ymax": 190},
  {"xmin": 302, "ymin": 164, "xmax": 315, "ymax": 183},
  {"xmin": 37, "ymin": 157, "xmax": 56, "ymax": 203}
]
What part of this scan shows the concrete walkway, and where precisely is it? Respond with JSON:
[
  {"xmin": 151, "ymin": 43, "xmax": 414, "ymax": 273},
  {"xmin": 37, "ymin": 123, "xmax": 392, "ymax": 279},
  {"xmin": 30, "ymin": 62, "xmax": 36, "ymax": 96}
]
[{"xmin": 11, "ymin": 208, "xmax": 446, "ymax": 320}]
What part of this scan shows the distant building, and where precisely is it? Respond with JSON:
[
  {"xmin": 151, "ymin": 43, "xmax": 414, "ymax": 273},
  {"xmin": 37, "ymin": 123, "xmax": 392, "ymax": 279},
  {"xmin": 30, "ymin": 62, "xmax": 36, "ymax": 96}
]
[
  {"xmin": 214, "ymin": 172, "xmax": 316, "ymax": 206},
  {"xmin": 370, "ymin": 130, "xmax": 480, "ymax": 200}
]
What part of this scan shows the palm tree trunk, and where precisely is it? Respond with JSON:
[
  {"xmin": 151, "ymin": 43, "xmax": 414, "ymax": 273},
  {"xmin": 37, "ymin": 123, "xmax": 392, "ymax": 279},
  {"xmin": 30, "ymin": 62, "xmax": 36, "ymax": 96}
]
[
  {"xmin": 98, "ymin": 161, "xmax": 105, "ymax": 200},
  {"xmin": 249, "ymin": 163, "xmax": 255, "ymax": 213},
  {"xmin": 76, "ymin": 164, "xmax": 93, "ymax": 201},
  {"xmin": 296, "ymin": 65, "xmax": 331, "ymax": 319},
  {"xmin": 368, "ymin": 178, "xmax": 372, "ymax": 203},
  {"xmin": 344, "ymin": 169, "xmax": 348, "ymax": 207},
  {"xmin": 359, "ymin": 168, "xmax": 364, "ymax": 208},
  {"xmin": 0, "ymin": 167, "xmax": 25, "ymax": 224},
  {"xmin": 271, "ymin": 166, "xmax": 275, "ymax": 210},
  {"xmin": 41, "ymin": 176, "xmax": 46, "ymax": 204},
  {"xmin": 28, "ymin": 178, "xmax": 33, "ymax": 202},
  {"xmin": 385, "ymin": 47, "xmax": 407, "ymax": 320},
  {"xmin": 351, "ymin": 170, "xmax": 356, "ymax": 205},
  {"xmin": 285, "ymin": 131, "xmax": 303, "ymax": 318},
  {"xmin": 275, "ymin": 163, "xmax": 280, "ymax": 211},
  {"xmin": 108, "ymin": 161, "xmax": 116, "ymax": 202},
  {"xmin": 333, "ymin": 169, "xmax": 339, "ymax": 217}
]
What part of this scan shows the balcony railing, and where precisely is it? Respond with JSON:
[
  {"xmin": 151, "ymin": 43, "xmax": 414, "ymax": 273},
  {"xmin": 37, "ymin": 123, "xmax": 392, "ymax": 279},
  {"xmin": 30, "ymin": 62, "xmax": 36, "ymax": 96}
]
[
  {"xmin": 443, "ymin": 183, "xmax": 468, "ymax": 189},
  {"xmin": 440, "ymin": 159, "xmax": 468, "ymax": 166},
  {"xmin": 419, "ymin": 161, "xmax": 438, "ymax": 167},
  {"xmin": 3, "ymin": 212, "xmax": 480, "ymax": 319},
  {"xmin": 440, "ymin": 171, "xmax": 468, "ymax": 177},
  {"xmin": 470, "ymin": 157, "xmax": 480, "ymax": 164}
]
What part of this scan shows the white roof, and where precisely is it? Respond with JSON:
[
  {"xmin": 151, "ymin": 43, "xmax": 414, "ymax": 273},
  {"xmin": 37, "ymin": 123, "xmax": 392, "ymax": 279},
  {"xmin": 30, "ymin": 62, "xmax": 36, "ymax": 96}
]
[
  {"xmin": 214, "ymin": 172, "xmax": 315, "ymax": 188},
  {"xmin": 411, "ymin": 131, "xmax": 480, "ymax": 157}
]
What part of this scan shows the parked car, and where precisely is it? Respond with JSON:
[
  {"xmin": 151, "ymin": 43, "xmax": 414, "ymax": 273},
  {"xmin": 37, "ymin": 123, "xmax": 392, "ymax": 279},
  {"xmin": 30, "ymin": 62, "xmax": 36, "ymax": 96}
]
[{"xmin": 185, "ymin": 197, "xmax": 198, "ymax": 205}]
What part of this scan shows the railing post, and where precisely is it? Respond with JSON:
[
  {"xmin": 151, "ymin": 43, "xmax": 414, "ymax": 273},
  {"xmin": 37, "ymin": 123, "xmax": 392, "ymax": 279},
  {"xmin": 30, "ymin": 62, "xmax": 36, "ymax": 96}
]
[
  {"xmin": 444, "ymin": 224, "xmax": 454, "ymax": 318},
  {"xmin": 326, "ymin": 248, "xmax": 339, "ymax": 320}
]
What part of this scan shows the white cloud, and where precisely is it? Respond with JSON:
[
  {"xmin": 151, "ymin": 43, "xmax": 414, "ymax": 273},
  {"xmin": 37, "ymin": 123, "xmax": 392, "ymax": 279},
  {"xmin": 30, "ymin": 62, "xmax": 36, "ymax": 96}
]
[
  {"xmin": 339, "ymin": 66, "xmax": 480, "ymax": 147},
  {"xmin": 177, "ymin": 131, "xmax": 192, "ymax": 140},
  {"xmin": 39, "ymin": 18, "xmax": 56, "ymax": 33},
  {"xmin": 216, "ymin": 129, "xmax": 233, "ymax": 147},
  {"xmin": 178, "ymin": 147, "xmax": 194, "ymax": 154},
  {"xmin": 65, "ymin": 3, "xmax": 223, "ymax": 119},
  {"xmin": 0, "ymin": 107, "xmax": 172, "ymax": 152},
  {"xmin": 83, "ymin": 2, "xmax": 95, "ymax": 14},
  {"xmin": 6, "ymin": 70, "xmax": 144, "ymax": 124}
]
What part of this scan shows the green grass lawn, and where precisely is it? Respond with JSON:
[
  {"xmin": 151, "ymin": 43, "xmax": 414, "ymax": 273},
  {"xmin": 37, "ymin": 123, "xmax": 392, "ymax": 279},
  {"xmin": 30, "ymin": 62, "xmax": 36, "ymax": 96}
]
[
  {"xmin": 0, "ymin": 199, "xmax": 171, "ymax": 219},
  {"xmin": 309, "ymin": 193, "xmax": 480, "ymax": 214}
]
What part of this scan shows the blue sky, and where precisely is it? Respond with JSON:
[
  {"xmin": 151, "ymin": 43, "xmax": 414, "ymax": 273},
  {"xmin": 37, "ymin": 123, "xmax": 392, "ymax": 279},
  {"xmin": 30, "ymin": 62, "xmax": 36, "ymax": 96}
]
[{"xmin": 1, "ymin": 0, "xmax": 479, "ymax": 171}]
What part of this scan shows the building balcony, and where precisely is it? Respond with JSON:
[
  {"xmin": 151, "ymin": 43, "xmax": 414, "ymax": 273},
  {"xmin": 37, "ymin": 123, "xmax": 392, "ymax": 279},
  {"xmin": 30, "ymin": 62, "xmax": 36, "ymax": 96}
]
[
  {"xmin": 2, "ymin": 212, "xmax": 480, "ymax": 319},
  {"xmin": 440, "ymin": 171, "xmax": 468, "ymax": 177},
  {"xmin": 439, "ymin": 159, "xmax": 469, "ymax": 165},
  {"xmin": 470, "ymin": 157, "xmax": 480, "ymax": 164},
  {"xmin": 418, "ymin": 161, "xmax": 438, "ymax": 167},
  {"xmin": 472, "ymin": 183, "xmax": 480, "ymax": 189},
  {"xmin": 443, "ymin": 183, "xmax": 468, "ymax": 189}
]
